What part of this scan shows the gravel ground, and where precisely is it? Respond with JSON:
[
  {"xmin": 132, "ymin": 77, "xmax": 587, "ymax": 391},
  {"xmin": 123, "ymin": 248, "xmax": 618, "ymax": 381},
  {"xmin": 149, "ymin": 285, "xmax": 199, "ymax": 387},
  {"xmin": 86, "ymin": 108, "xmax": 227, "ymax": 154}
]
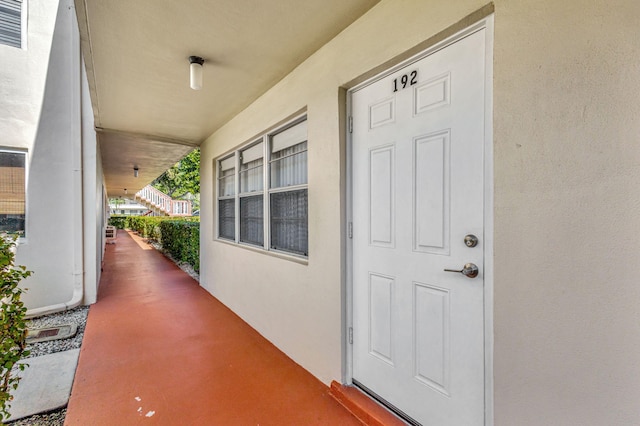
[
  {"xmin": 4, "ymin": 307, "xmax": 88, "ymax": 425},
  {"xmin": 24, "ymin": 306, "xmax": 89, "ymax": 359},
  {"xmin": 5, "ymin": 409, "xmax": 66, "ymax": 426}
]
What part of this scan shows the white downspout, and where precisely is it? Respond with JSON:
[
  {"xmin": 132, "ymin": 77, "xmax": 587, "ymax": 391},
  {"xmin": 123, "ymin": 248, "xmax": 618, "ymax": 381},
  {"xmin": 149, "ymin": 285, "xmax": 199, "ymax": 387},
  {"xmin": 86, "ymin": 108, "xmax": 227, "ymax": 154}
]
[{"xmin": 26, "ymin": 0, "xmax": 84, "ymax": 317}]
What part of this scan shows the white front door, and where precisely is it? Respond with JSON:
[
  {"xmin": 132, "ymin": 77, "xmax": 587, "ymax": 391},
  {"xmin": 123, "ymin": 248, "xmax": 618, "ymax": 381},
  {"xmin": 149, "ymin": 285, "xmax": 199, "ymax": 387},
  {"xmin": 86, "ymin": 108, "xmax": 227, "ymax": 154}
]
[{"xmin": 351, "ymin": 28, "xmax": 488, "ymax": 425}]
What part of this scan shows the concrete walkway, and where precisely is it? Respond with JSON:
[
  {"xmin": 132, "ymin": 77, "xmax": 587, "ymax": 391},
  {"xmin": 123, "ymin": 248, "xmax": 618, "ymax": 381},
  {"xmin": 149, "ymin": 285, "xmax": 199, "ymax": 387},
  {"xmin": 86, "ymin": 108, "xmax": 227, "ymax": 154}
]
[{"xmin": 65, "ymin": 230, "xmax": 362, "ymax": 425}]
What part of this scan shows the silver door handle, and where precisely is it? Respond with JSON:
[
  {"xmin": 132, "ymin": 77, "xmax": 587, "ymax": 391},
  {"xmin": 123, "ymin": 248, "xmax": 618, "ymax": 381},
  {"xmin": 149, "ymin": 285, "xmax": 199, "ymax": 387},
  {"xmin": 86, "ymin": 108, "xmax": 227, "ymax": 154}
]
[{"xmin": 444, "ymin": 263, "xmax": 479, "ymax": 278}]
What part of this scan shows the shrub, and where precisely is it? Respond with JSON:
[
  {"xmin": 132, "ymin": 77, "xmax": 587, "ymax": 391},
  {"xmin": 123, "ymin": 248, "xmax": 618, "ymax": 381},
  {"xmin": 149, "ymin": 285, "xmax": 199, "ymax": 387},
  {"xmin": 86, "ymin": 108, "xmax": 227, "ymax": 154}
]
[
  {"xmin": 109, "ymin": 216, "xmax": 200, "ymax": 272},
  {"xmin": 108, "ymin": 215, "xmax": 127, "ymax": 229},
  {"xmin": 0, "ymin": 236, "xmax": 32, "ymax": 420},
  {"xmin": 127, "ymin": 216, "xmax": 166, "ymax": 241},
  {"xmin": 159, "ymin": 221, "xmax": 200, "ymax": 272}
]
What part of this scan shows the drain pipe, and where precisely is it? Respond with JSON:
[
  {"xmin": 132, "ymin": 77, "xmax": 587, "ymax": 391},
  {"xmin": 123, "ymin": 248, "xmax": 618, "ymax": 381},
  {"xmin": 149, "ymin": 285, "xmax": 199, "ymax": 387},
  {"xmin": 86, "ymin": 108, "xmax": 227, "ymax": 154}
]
[{"xmin": 26, "ymin": 1, "xmax": 84, "ymax": 318}]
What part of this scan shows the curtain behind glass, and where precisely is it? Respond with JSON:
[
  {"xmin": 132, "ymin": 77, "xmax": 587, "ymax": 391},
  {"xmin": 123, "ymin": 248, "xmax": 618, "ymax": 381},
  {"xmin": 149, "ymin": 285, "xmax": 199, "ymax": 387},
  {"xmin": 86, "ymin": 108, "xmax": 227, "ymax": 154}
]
[
  {"xmin": 270, "ymin": 141, "xmax": 307, "ymax": 189},
  {"xmin": 219, "ymin": 168, "xmax": 235, "ymax": 196},
  {"xmin": 240, "ymin": 158, "xmax": 263, "ymax": 193}
]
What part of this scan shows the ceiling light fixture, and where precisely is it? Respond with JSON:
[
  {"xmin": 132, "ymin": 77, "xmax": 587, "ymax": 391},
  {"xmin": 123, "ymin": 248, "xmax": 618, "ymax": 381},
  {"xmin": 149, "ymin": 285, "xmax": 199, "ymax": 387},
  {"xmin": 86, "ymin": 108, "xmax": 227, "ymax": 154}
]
[
  {"xmin": 133, "ymin": 166, "xmax": 139, "ymax": 178},
  {"xmin": 189, "ymin": 56, "xmax": 204, "ymax": 90}
]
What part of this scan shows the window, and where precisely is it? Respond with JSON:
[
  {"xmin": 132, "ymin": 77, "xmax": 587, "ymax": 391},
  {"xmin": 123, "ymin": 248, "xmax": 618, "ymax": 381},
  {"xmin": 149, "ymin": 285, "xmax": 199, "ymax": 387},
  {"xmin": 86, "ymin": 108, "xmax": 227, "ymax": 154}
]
[
  {"xmin": 268, "ymin": 123, "xmax": 308, "ymax": 255},
  {"xmin": 217, "ymin": 156, "xmax": 235, "ymax": 241},
  {"xmin": 0, "ymin": 150, "xmax": 25, "ymax": 235},
  {"xmin": 239, "ymin": 142, "xmax": 264, "ymax": 246},
  {"xmin": 0, "ymin": 0, "xmax": 22, "ymax": 48},
  {"xmin": 216, "ymin": 117, "xmax": 308, "ymax": 257}
]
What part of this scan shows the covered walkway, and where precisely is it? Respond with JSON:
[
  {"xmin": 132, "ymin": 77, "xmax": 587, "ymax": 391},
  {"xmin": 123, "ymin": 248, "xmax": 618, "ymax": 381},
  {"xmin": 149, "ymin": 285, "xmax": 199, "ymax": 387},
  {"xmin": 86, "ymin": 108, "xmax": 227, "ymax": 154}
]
[{"xmin": 65, "ymin": 230, "xmax": 363, "ymax": 425}]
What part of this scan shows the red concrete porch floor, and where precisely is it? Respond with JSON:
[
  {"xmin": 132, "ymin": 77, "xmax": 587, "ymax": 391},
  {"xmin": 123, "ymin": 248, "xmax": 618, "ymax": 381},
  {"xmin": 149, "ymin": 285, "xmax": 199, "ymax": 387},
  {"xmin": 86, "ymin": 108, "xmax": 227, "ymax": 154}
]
[{"xmin": 64, "ymin": 229, "xmax": 368, "ymax": 425}]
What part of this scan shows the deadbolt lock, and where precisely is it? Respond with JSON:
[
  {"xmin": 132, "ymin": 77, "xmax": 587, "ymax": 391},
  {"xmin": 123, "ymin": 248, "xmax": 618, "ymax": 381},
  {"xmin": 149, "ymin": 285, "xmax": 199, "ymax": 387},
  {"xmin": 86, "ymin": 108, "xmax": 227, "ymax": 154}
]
[{"xmin": 464, "ymin": 234, "xmax": 479, "ymax": 248}]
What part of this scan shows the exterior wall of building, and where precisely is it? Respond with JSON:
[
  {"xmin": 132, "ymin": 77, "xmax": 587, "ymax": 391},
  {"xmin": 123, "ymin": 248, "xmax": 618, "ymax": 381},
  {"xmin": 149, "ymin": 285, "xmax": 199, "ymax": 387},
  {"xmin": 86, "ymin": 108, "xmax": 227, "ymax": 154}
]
[
  {"xmin": 82, "ymin": 60, "xmax": 105, "ymax": 306},
  {"xmin": 0, "ymin": 0, "xmax": 57, "ymax": 150},
  {"xmin": 199, "ymin": 1, "xmax": 640, "ymax": 424},
  {"xmin": 0, "ymin": 0, "xmax": 104, "ymax": 313},
  {"xmin": 492, "ymin": 2, "xmax": 640, "ymax": 424},
  {"xmin": 201, "ymin": 0, "xmax": 491, "ymax": 390}
]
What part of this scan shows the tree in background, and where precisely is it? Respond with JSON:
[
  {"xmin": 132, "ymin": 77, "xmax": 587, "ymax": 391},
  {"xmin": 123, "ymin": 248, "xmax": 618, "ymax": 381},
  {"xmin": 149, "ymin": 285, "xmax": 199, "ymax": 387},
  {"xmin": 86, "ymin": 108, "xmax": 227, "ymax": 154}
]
[
  {"xmin": 109, "ymin": 197, "xmax": 124, "ymax": 212},
  {"xmin": 152, "ymin": 148, "xmax": 200, "ymax": 204}
]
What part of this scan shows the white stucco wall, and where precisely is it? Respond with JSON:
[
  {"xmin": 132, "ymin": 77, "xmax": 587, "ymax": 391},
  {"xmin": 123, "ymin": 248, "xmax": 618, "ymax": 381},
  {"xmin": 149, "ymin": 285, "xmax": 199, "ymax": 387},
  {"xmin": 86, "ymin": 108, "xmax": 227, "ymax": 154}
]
[
  {"xmin": 201, "ymin": 0, "xmax": 491, "ymax": 388},
  {"xmin": 200, "ymin": 1, "xmax": 640, "ymax": 424},
  {"xmin": 0, "ymin": 0, "xmax": 102, "ymax": 313},
  {"xmin": 0, "ymin": 1, "xmax": 56, "ymax": 149},
  {"xmin": 82, "ymin": 58, "xmax": 105, "ymax": 306},
  {"xmin": 18, "ymin": 0, "xmax": 82, "ymax": 311},
  {"xmin": 492, "ymin": 3, "xmax": 640, "ymax": 425}
]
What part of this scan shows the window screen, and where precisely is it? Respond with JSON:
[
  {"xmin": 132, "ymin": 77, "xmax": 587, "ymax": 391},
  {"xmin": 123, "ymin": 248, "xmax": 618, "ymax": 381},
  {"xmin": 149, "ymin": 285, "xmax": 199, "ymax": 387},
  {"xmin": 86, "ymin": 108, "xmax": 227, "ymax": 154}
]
[
  {"xmin": 0, "ymin": 0, "xmax": 22, "ymax": 48},
  {"xmin": 0, "ymin": 151, "xmax": 25, "ymax": 235},
  {"xmin": 240, "ymin": 195, "xmax": 263, "ymax": 246},
  {"xmin": 218, "ymin": 199, "xmax": 235, "ymax": 240},
  {"xmin": 217, "ymin": 156, "xmax": 235, "ymax": 240},
  {"xmin": 270, "ymin": 189, "xmax": 308, "ymax": 256},
  {"xmin": 239, "ymin": 143, "xmax": 264, "ymax": 246}
]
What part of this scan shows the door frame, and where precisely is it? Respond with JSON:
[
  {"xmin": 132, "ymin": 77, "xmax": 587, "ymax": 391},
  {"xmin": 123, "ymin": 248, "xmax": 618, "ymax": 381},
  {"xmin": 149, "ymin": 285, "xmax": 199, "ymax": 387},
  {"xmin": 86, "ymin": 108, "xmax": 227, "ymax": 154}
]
[{"xmin": 344, "ymin": 15, "xmax": 494, "ymax": 425}]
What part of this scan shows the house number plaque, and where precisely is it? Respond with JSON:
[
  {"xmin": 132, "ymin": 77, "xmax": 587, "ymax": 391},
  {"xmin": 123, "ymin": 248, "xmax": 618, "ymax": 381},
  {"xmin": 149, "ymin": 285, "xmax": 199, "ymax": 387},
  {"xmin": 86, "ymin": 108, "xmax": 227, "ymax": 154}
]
[{"xmin": 392, "ymin": 70, "xmax": 418, "ymax": 92}]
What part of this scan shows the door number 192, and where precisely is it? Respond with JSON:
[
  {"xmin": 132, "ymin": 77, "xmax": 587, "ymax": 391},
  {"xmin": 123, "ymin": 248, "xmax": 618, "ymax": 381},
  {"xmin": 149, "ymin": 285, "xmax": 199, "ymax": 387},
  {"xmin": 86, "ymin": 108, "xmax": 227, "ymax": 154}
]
[{"xmin": 393, "ymin": 70, "xmax": 418, "ymax": 92}]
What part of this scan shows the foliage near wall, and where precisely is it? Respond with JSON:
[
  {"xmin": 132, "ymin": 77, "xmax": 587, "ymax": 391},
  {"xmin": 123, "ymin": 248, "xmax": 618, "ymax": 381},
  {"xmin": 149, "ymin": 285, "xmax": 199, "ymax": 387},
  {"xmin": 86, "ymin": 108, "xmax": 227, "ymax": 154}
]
[
  {"xmin": 108, "ymin": 215, "xmax": 127, "ymax": 229},
  {"xmin": 108, "ymin": 216, "xmax": 200, "ymax": 272},
  {"xmin": 159, "ymin": 221, "xmax": 200, "ymax": 272},
  {"xmin": 126, "ymin": 216, "xmax": 166, "ymax": 240},
  {"xmin": 0, "ymin": 236, "xmax": 32, "ymax": 420}
]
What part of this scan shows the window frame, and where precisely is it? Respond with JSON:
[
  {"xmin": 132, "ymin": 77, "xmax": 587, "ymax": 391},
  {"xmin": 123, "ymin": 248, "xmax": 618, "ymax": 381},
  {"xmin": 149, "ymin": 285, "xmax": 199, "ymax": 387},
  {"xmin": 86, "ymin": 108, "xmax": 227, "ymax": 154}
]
[
  {"xmin": 0, "ymin": 148, "xmax": 27, "ymax": 238},
  {"xmin": 216, "ymin": 154, "xmax": 237, "ymax": 242},
  {"xmin": 215, "ymin": 115, "xmax": 308, "ymax": 259},
  {"xmin": 0, "ymin": 0, "xmax": 26, "ymax": 49},
  {"xmin": 238, "ymin": 139, "xmax": 265, "ymax": 247}
]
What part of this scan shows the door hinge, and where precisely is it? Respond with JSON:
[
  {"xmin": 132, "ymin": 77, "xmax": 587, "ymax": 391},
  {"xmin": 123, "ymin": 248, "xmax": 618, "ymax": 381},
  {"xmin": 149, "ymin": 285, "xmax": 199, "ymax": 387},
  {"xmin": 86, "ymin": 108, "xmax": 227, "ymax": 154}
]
[
  {"xmin": 348, "ymin": 116, "xmax": 353, "ymax": 133},
  {"xmin": 348, "ymin": 222, "xmax": 353, "ymax": 239},
  {"xmin": 348, "ymin": 327, "xmax": 353, "ymax": 344}
]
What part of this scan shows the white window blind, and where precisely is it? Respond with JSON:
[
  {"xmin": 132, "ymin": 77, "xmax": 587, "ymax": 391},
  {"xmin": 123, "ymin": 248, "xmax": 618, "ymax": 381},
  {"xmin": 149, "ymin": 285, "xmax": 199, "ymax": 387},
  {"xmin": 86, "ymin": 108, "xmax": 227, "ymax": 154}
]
[
  {"xmin": 0, "ymin": 0, "xmax": 22, "ymax": 48},
  {"xmin": 271, "ymin": 120, "xmax": 307, "ymax": 152}
]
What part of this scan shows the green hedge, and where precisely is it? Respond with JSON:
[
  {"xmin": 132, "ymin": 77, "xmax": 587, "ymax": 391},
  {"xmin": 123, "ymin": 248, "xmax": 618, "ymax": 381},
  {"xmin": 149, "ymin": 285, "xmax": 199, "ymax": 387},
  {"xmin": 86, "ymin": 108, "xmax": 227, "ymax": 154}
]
[
  {"xmin": 107, "ymin": 215, "xmax": 200, "ymax": 272},
  {"xmin": 127, "ymin": 216, "xmax": 166, "ymax": 240},
  {"xmin": 108, "ymin": 215, "xmax": 128, "ymax": 229},
  {"xmin": 159, "ymin": 221, "xmax": 200, "ymax": 272}
]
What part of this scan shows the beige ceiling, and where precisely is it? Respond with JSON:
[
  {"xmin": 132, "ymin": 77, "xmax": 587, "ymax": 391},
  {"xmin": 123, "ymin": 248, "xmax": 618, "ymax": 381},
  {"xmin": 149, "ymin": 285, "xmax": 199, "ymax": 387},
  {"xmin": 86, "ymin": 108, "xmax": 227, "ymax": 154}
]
[{"xmin": 74, "ymin": 0, "xmax": 381, "ymax": 197}]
